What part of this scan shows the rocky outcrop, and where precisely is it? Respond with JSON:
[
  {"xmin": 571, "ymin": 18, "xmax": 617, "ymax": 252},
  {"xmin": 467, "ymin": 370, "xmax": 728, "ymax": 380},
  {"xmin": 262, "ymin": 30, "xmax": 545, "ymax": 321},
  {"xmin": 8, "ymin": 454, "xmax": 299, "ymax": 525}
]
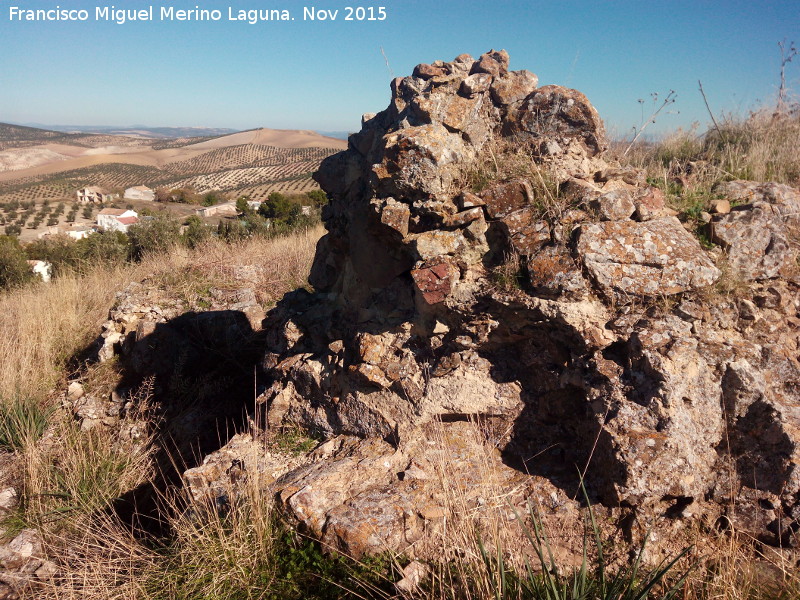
[
  {"xmin": 184, "ymin": 52, "xmax": 800, "ymax": 560},
  {"xmin": 250, "ymin": 51, "xmax": 800, "ymax": 557},
  {"xmin": 709, "ymin": 180, "xmax": 800, "ymax": 281}
]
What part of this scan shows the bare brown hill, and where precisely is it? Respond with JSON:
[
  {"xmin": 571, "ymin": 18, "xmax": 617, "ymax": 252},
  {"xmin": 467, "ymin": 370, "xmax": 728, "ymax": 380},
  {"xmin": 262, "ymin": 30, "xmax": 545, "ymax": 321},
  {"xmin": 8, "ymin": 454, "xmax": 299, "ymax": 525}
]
[{"xmin": 0, "ymin": 126, "xmax": 347, "ymax": 203}]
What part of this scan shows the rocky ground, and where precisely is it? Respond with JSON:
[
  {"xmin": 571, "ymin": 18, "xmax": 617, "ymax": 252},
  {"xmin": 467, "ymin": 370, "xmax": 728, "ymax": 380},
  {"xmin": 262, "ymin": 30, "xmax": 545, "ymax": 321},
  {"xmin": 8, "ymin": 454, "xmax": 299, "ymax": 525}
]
[{"xmin": 1, "ymin": 50, "xmax": 799, "ymax": 596}]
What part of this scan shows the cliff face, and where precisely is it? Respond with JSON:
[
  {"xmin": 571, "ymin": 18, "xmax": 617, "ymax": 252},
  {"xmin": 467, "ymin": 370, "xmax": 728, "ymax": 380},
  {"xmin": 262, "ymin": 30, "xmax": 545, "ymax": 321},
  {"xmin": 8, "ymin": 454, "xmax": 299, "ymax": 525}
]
[{"xmin": 255, "ymin": 51, "xmax": 800, "ymax": 557}]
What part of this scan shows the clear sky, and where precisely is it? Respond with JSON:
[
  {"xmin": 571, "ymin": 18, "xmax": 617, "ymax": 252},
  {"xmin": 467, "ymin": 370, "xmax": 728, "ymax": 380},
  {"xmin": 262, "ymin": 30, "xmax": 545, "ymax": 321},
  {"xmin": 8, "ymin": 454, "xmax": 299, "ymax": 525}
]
[{"xmin": 1, "ymin": 0, "xmax": 798, "ymax": 139}]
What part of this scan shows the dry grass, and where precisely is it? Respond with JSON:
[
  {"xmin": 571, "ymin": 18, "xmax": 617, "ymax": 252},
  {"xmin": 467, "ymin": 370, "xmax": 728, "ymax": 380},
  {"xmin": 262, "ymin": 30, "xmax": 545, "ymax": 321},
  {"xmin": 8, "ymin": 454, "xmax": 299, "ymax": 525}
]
[
  {"xmin": 162, "ymin": 224, "xmax": 323, "ymax": 304},
  {"xmin": 0, "ymin": 226, "xmax": 324, "ymax": 598},
  {"xmin": 615, "ymin": 106, "xmax": 800, "ymax": 215},
  {"xmin": 0, "ymin": 263, "xmax": 138, "ymax": 403},
  {"xmin": 0, "ymin": 225, "xmax": 323, "ymax": 407}
]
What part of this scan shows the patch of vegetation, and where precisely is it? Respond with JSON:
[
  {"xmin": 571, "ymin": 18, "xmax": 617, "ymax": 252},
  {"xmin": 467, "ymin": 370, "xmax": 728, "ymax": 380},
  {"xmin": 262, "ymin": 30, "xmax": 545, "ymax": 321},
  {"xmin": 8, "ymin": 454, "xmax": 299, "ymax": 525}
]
[
  {"xmin": 0, "ymin": 396, "xmax": 52, "ymax": 451},
  {"xmin": 0, "ymin": 235, "xmax": 33, "ymax": 289},
  {"xmin": 269, "ymin": 426, "xmax": 320, "ymax": 455},
  {"xmin": 128, "ymin": 214, "xmax": 183, "ymax": 260},
  {"xmin": 490, "ymin": 251, "xmax": 526, "ymax": 292},
  {"xmin": 474, "ymin": 498, "xmax": 691, "ymax": 600}
]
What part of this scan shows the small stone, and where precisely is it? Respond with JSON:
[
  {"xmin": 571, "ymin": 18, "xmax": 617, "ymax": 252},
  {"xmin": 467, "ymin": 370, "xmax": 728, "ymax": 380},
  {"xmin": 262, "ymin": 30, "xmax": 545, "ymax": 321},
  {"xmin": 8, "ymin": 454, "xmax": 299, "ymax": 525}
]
[
  {"xmin": 66, "ymin": 381, "xmax": 84, "ymax": 402},
  {"xmin": 592, "ymin": 189, "xmax": 636, "ymax": 221},
  {"xmin": 411, "ymin": 261, "xmax": 457, "ymax": 304},
  {"xmin": 634, "ymin": 186, "xmax": 668, "ymax": 221},
  {"xmin": 738, "ymin": 299, "xmax": 759, "ymax": 320},
  {"xmin": 460, "ymin": 73, "xmax": 492, "ymax": 97},
  {"xmin": 712, "ymin": 199, "xmax": 731, "ymax": 214},
  {"xmin": 458, "ymin": 192, "xmax": 485, "ymax": 209},
  {"xmin": 395, "ymin": 560, "xmax": 430, "ymax": 594},
  {"xmin": 0, "ymin": 488, "xmax": 17, "ymax": 513}
]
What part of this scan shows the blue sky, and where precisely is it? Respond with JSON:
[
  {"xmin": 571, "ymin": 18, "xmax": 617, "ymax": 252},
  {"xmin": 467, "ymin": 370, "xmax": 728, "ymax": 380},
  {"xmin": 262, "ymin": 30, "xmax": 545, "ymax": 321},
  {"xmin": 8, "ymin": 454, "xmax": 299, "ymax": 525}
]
[{"xmin": 1, "ymin": 0, "xmax": 798, "ymax": 139}]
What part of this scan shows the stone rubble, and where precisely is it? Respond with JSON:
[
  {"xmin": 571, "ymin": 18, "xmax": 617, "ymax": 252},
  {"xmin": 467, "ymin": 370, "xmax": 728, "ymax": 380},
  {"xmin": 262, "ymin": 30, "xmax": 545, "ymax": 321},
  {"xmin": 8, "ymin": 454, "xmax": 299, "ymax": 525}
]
[{"xmin": 248, "ymin": 50, "xmax": 800, "ymax": 559}]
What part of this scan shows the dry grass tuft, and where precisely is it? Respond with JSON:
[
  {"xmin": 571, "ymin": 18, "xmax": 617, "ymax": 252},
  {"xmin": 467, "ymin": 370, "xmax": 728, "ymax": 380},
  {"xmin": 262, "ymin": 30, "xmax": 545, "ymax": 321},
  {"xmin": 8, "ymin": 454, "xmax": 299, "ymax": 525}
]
[
  {"xmin": 616, "ymin": 107, "xmax": 800, "ymax": 212},
  {"xmin": 0, "ymin": 263, "xmax": 139, "ymax": 403}
]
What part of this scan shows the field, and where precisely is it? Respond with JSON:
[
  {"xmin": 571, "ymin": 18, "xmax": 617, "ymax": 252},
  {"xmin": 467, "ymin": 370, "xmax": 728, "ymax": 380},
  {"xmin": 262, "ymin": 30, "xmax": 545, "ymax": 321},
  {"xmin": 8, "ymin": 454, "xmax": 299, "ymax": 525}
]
[{"xmin": 0, "ymin": 124, "xmax": 346, "ymax": 207}]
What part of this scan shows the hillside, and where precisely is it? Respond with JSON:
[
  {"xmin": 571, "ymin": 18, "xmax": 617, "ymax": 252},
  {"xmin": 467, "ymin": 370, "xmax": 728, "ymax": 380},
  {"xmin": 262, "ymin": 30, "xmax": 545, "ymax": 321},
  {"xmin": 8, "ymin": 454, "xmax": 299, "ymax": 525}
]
[
  {"xmin": 0, "ymin": 125, "xmax": 347, "ymax": 204},
  {"xmin": 0, "ymin": 50, "xmax": 799, "ymax": 600}
]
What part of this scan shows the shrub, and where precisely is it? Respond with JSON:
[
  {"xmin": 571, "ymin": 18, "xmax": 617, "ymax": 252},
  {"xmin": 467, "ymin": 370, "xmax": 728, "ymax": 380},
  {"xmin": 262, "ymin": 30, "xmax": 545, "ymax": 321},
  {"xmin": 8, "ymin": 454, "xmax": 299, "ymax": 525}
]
[
  {"xmin": 0, "ymin": 235, "xmax": 33, "ymax": 290},
  {"xmin": 183, "ymin": 215, "xmax": 212, "ymax": 249},
  {"xmin": 305, "ymin": 189, "xmax": 328, "ymax": 207},
  {"xmin": 258, "ymin": 192, "xmax": 301, "ymax": 223},
  {"xmin": 25, "ymin": 235, "xmax": 84, "ymax": 277},
  {"xmin": 78, "ymin": 230, "xmax": 129, "ymax": 265},
  {"xmin": 128, "ymin": 215, "xmax": 182, "ymax": 260}
]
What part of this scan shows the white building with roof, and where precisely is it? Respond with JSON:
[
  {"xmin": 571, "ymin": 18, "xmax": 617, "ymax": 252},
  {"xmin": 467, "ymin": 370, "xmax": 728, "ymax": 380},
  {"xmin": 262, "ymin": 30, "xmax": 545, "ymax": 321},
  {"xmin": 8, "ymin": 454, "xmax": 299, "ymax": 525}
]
[{"xmin": 97, "ymin": 208, "xmax": 139, "ymax": 233}]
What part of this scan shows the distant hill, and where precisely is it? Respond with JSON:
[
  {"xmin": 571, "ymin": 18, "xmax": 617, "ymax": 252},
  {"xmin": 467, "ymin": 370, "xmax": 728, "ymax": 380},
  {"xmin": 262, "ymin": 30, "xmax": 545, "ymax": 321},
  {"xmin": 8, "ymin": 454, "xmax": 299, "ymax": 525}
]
[
  {"xmin": 21, "ymin": 124, "xmax": 240, "ymax": 139},
  {"xmin": 0, "ymin": 126, "xmax": 347, "ymax": 204},
  {"xmin": 0, "ymin": 123, "xmax": 88, "ymax": 150}
]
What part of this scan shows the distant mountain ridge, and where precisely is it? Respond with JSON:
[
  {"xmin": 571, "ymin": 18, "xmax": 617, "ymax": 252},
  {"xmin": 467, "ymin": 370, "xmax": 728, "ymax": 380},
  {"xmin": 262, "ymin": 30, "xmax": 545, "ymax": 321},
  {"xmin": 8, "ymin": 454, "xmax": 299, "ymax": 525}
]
[{"xmin": 19, "ymin": 124, "xmax": 240, "ymax": 139}]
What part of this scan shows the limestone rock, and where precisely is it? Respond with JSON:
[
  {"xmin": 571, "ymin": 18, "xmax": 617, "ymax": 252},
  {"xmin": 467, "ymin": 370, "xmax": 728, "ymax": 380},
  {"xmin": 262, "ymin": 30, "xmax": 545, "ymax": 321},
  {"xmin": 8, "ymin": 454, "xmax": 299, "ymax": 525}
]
[
  {"xmin": 577, "ymin": 217, "xmax": 720, "ymax": 297},
  {"xmin": 591, "ymin": 189, "xmax": 636, "ymax": 221},
  {"xmin": 714, "ymin": 180, "xmax": 800, "ymax": 223},
  {"xmin": 490, "ymin": 70, "xmax": 539, "ymax": 105},
  {"xmin": 710, "ymin": 204, "xmax": 794, "ymax": 280}
]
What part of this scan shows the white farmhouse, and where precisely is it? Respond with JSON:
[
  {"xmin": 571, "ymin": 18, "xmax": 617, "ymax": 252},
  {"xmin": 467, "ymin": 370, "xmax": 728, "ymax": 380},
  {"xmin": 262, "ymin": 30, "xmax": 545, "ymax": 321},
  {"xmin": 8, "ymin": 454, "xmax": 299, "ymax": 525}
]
[
  {"xmin": 65, "ymin": 225, "xmax": 95, "ymax": 240},
  {"xmin": 97, "ymin": 208, "xmax": 139, "ymax": 233},
  {"xmin": 124, "ymin": 185, "xmax": 155, "ymax": 201},
  {"xmin": 195, "ymin": 202, "xmax": 238, "ymax": 217}
]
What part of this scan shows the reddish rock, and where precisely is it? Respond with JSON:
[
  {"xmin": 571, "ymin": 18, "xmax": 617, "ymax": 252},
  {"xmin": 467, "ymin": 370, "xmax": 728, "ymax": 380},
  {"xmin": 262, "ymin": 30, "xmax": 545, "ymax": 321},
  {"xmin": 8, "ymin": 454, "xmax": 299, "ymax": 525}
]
[
  {"xmin": 500, "ymin": 207, "xmax": 550, "ymax": 255},
  {"xmin": 478, "ymin": 179, "xmax": 533, "ymax": 218},
  {"xmin": 413, "ymin": 63, "xmax": 446, "ymax": 80},
  {"xmin": 444, "ymin": 207, "xmax": 484, "ymax": 228},
  {"xmin": 411, "ymin": 261, "xmax": 456, "ymax": 304},
  {"xmin": 470, "ymin": 49, "xmax": 510, "ymax": 77},
  {"xmin": 527, "ymin": 245, "xmax": 587, "ymax": 298},
  {"xmin": 633, "ymin": 186, "xmax": 669, "ymax": 221}
]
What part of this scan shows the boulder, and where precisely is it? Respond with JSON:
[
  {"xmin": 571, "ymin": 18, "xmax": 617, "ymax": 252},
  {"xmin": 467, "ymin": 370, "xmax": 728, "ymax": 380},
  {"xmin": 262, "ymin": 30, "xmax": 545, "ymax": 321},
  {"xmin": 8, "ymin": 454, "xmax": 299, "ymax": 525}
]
[
  {"xmin": 710, "ymin": 204, "xmax": 794, "ymax": 280},
  {"xmin": 577, "ymin": 217, "xmax": 720, "ymax": 297}
]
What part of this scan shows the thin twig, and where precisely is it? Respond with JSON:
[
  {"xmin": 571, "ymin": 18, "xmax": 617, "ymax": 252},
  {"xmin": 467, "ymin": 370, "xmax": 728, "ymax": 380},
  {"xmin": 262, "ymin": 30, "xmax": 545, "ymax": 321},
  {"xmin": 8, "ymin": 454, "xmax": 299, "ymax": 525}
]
[
  {"xmin": 698, "ymin": 80, "xmax": 725, "ymax": 144},
  {"xmin": 380, "ymin": 46, "xmax": 394, "ymax": 79},
  {"xmin": 623, "ymin": 90, "xmax": 677, "ymax": 156}
]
